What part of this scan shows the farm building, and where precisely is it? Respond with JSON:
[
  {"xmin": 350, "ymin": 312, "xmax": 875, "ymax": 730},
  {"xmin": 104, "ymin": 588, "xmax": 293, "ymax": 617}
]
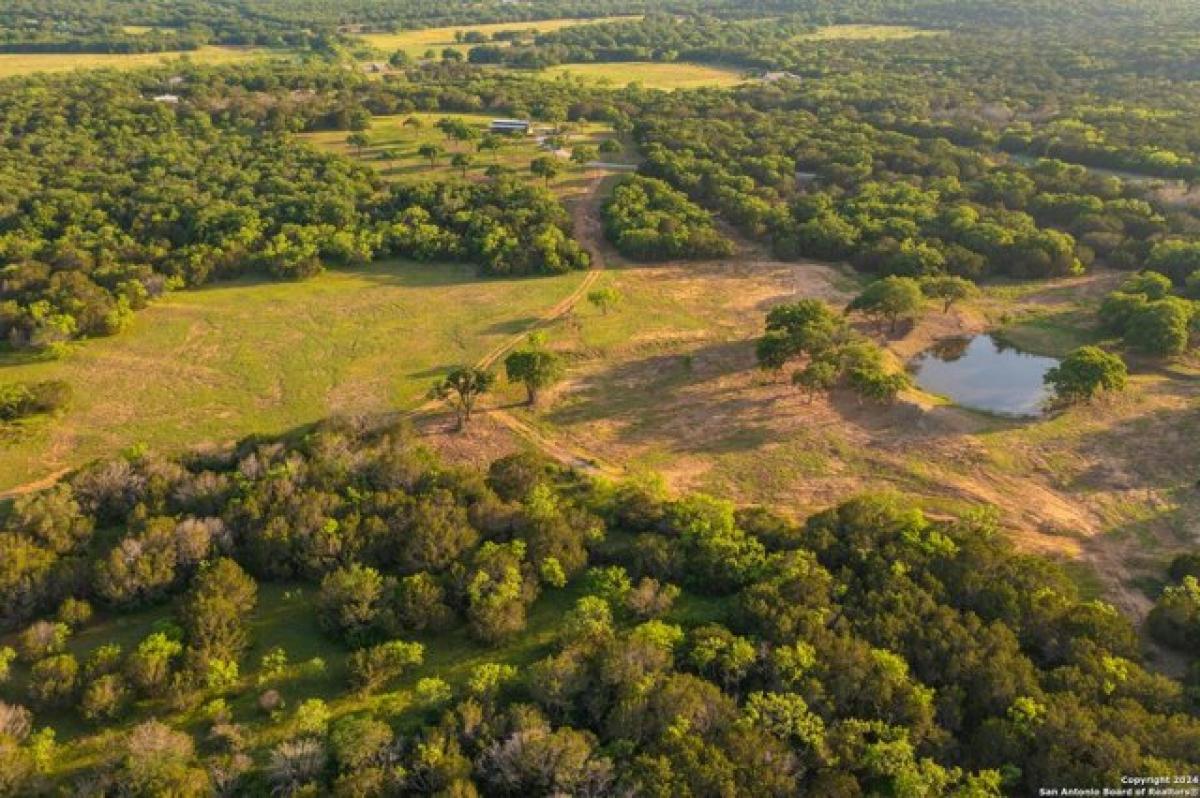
[{"xmin": 489, "ymin": 118, "xmax": 531, "ymax": 134}]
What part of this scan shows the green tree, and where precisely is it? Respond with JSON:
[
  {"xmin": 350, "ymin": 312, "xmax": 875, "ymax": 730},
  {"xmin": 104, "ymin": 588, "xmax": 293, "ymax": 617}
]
[
  {"xmin": 570, "ymin": 145, "xmax": 599, "ymax": 167},
  {"xmin": 431, "ymin": 367, "xmax": 495, "ymax": 429},
  {"xmin": 792, "ymin": 360, "xmax": 839, "ymax": 402},
  {"xmin": 505, "ymin": 347, "xmax": 566, "ymax": 405},
  {"xmin": 1044, "ymin": 346, "xmax": 1128, "ymax": 404},
  {"xmin": 847, "ymin": 276, "xmax": 925, "ymax": 334},
  {"xmin": 179, "ymin": 558, "xmax": 257, "ymax": 671},
  {"xmin": 317, "ymin": 564, "xmax": 390, "ymax": 646},
  {"xmin": 530, "ymin": 156, "xmax": 562, "ymax": 186},
  {"xmin": 920, "ymin": 274, "xmax": 978, "ymax": 313},
  {"xmin": 417, "ymin": 143, "xmax": 444, "ymax": 167},
  {"xmin": 1125, "ymin": 299, "xmax": 1193, "ymax": 356},
  {"xmin": 28, "ymin": 654, "xmax": 78, "ymax": 707},
  {"xmin": 1121, "ymin": 271, "xmax": 1174, "ymax": 300},
  {"xmin": 346, "ymin": 131, "xmax": 370, "ymax": 155},
  {"xmin": 349, "ymin": 641, "xmax": 424, "ymax": 693},
  {"xmin": 587, "ymin": 285, "xmax": 622, "ymax": 315},
  {"xmin": 450, "ymin": 152, "xmax": 473, "ymax": 177},
  {"xmin": 1148, "ymin": 576, "xmax": 1200, "ymax": 652},
  {"xmin": 478, "ymin": 133, "xmax": 503, "ymax": 159}
]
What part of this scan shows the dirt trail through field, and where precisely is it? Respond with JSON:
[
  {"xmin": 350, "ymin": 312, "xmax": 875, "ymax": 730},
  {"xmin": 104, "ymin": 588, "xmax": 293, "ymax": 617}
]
[
  {"xmin": 411, "ymin": 170, "xmax": 610, "ymax": 422},
  {"xmin": 0, "ymin": 467, "xmax": 71, "ymax": 501}
]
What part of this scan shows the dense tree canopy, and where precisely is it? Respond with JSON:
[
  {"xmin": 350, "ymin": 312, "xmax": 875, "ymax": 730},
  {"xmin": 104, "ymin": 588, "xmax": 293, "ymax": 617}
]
[{"xmin": 0, "ymin": 423, "xmax": 1196, "ymax": 792}]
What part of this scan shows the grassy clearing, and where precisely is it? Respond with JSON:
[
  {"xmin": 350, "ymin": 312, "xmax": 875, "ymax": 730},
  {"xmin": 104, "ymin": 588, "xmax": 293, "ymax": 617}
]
[
  {"xmin": 359, "ymin": 16, "xmax": 639, "ymax": 57},
  {"xmin": 540, "ymin": 61, "xmax": 746, "ymax": 90},
  {"xmin": 479, "ymin": 250, "xmax": 1199, "ymax": 618},
  {"xmin": 798, "ymin": 24, "xmax": 942, "ymax": 41},
  {"xmin": 0, "ymin": 46, "xmax": 270, "ymax": 78},
  {"xmin": 0, "ymin": 262, "xmax": 586, "ymax": 493},
  {"xmin": 303, "ymin": 112, "xmax": 630, "ymax": 199}
]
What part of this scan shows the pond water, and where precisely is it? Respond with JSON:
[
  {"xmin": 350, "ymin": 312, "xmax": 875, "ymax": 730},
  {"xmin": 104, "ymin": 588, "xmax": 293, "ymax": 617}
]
[{"xmin": 909, "ymin": 335, "xmax": 1060, "ymax": 417}]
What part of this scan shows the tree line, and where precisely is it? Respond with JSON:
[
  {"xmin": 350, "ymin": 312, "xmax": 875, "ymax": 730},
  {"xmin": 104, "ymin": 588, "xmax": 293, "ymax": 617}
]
[
  {"xmin": 0, "ymin": 69, "xmax": 589, "ymax": 355},
  {"xmin": 0, "ymin": 420, "xmax": 1198, "ymax": 792}
]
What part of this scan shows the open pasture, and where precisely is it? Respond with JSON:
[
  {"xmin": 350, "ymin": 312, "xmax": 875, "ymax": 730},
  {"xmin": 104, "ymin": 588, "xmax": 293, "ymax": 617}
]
[
  {"xmin": 0, "ymin": 46, "xmax": 269, "ymax": 78},
  {"xmin": 359, "ymin": 16, "xmax": 639, "ymax": 57},
  {"xmin": 540, "ymin": 61, "xmax": 746, "ymax": 90},
  {"xmin": 0, "ymin": 262, "xmax": 586, "ymax": 494},
  {"xmin": 303, "ymin": 112, "xmax": 631, "ymax": 195}
]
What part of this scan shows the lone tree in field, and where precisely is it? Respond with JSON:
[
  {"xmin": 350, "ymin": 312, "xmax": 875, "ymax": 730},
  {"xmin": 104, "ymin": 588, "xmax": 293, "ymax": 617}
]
[
  {"xmin": 451, "ymin": 153, "xmax": 474, "ymax": 177},
  {"xmin": 505, "ymin": 345, "xmax": 566, "ymax": 406},
  {"xmin": 432, "ymin": 367, "xmax": 495, "ymax": 429},
  {"xmin": 402, "ymin": 116, "xmax": 423, "ymax": 130},
  {"xmin": 1044, "ymin": 346, "xmax": 1128, "ymax": 405},
  {"xmin": 587, "ymin": 285, "xmax": 623, "ymax": 315},
  {"xmin": 530, "ymin": 156, "xmax": 562, "ymax": 186},
  {"xmin": 478, "ymin": 133, "xmax": 503, "ymax": 159},
  {"xmin": 920, "ymin": 275, "xmax": 977, "ymax": 314},
  {"xmin": 570, "ymin": 145, "xmax": 599, "ymax": 168},
  {"xmin": 418, "ymin": 143, "xmax": 444, "ymax": 167},
  {"xmin": 756, "ymin": 299, "xmax": 843, "ymax": 374},
  {"xmin": 847, "ymin": 276, "xmax": 925, "ymax": 334},
  {"xmin": 346, "ymin": 132, "xmax": 371, "ymax": 155}
]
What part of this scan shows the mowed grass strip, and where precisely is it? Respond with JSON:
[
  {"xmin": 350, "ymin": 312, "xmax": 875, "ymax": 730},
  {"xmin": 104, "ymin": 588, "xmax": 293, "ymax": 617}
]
[
  {"xmin": 0, "ymin": 262, "xmax": 586, "ymax": 492},
  {"xmin": 0, "ymin": 46, "xmax": 272, "ymax": 78},
  {"xmin": 540, "ymin": 61, "xmax": 746, "ymax": 90},
  {"xmin": 359, "ymin": 15, "xmax": 640, "ymax": 57}
]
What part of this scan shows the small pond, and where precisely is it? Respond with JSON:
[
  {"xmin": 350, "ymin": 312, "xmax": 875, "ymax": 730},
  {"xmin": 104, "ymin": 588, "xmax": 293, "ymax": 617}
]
[{"xmin": 909, "ymin": 335, "xmax": 1060, "ymax": 418}]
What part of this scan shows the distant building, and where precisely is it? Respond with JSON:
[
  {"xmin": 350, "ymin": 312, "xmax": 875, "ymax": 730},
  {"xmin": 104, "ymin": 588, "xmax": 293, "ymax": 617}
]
[
  {"xmin": 489, "ymin": 119, "xmax": 531, "ymax": 135},
  {"xmin": 151, "ymin": 94, "xmax": 180, "ymax": 104}
]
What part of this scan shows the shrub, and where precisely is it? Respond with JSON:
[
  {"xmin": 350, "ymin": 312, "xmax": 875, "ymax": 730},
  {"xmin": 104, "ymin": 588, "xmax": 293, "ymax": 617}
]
[
  {"xmin": 1044, "ymin": 346, "xmax": 1128, "ymax": 404},
  {"xmin": 0, "ymin": 380, "xmax": 71, "ymax": 421},
  {"xmin": 348, "ymin": 641, "xmax": 424, "ymax": 693}
]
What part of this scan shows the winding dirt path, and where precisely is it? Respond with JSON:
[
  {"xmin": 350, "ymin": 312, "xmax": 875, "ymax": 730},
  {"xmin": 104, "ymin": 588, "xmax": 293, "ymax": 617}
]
[{"xmin": 413, "ymin": 171, "xmax": 613, "ymax": 437}]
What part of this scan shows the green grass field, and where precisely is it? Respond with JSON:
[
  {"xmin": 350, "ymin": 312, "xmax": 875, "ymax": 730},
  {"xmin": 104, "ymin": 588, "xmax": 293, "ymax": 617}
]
[
  {"xmin": 0, "ymin": 262, "xmax": 586, "ymax": 494},
  {"xmin": 798, "ymin": 24, "xmax": 942, "ymax": 41},
  {"xmin": 540, "ymin": 61, "xmax": 746, "ymax": 90},
  {"xmin": 303, "ymin": 112, "xmax": 632, "ymax": 192},
  {"xmin": 0, "ymin": 46, "xmax": 271, "ymax": 78},
  {"xmin": 359, "ymin": 16, "xmax": 639, "ymax": 58}
]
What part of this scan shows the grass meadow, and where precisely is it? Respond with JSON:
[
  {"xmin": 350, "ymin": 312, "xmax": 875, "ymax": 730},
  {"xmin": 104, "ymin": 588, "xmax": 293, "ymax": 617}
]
[
  {"xmin": 358, "ymin": 16, "xmax": 639, "ymax": 58},
  {"xmin": 0, "ymin": 46, "xmax": 271, "ymax": 78},
  {"xmin": 798, "ymin": 24, "xmax": 943, "ymax": 41},
  {"xmin": 539, "ymin": 61, "xmax": 746, "ymax": 90},
  {"xmin": 303, "ymin": 112, "xmax": 636, "ymax": 201},
  {"xmin": 0, "ymin": 262, "xmax": 587, "ymax": 494}
]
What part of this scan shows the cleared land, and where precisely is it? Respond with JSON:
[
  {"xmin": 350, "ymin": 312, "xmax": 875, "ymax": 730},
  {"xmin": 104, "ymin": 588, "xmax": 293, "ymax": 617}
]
[
  {"xmin": 420, "ymin": 221, "xmax": 1199, "ymax": 628},
  {"xmin": 359, "ymin": 16, "xmax": 639, "ymax": 57},
  {"xmin": 303, "ymin": 112, "xmax": 631, "ymax": 196},
  {"xmin": 541, "ymin": 61, "xmax": 746, "ymax": 90},
  {"xmin": 0, "ymin": 262, "xmax": 587, "ymax": 494},
  {"xmin": 0, "ymin": 46, "xmax": 270, "ymax": 78},
  {"xmin": 798, "ymin": 23, "xmax": 942, "ymax": 40}
]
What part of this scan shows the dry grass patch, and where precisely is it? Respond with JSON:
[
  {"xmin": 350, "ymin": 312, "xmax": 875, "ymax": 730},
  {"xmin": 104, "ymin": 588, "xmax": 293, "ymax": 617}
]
[
  {"xmin": 0, "ymin": 46, "xmax": 271, "ymax": 78},
  {"xmin": 359, "ymin": 16, "xmax": 640, "ymax": 57}
]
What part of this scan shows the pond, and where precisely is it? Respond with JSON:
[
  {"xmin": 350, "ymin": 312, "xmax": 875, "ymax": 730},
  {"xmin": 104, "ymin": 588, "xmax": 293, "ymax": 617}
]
[{"xmin": 909, "ymin": 334, "xmax": 1060, "ymax": 417}]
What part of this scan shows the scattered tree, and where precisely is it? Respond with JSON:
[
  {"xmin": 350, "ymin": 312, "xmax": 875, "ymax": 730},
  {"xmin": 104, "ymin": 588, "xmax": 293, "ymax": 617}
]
[
  {"xmin": 1044, "ymin": 346, "xmax": 1128, "ymax": 404},
  {"xmin": 431, "ymin": 367, "xmax": 495, "ymax": 429}
]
